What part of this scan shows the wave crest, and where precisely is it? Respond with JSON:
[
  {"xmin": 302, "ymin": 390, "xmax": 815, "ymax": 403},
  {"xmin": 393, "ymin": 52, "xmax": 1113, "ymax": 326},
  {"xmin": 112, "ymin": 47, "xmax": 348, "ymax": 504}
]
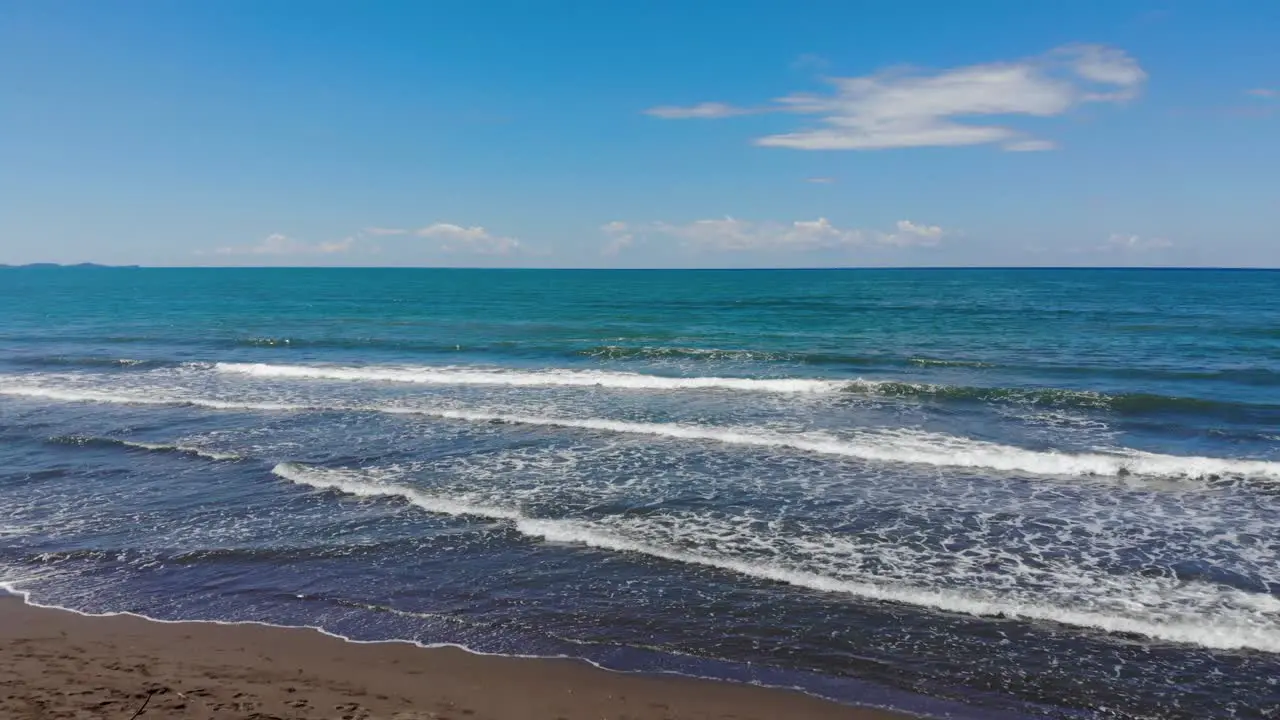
[
  {"xmin": 49, "ymin": 435, "xmax": 241, "ymax": 461},
  {"xmin": 8, "ymin": 384, "xmax": 1278, "ymax": 481},
  {"xmin": 274, "ymin": 462, "xmax": 1280, "ymax": 653},
  {"xmin": 215, "ymin": 362, "xmax": 842, "ymax": 394}
]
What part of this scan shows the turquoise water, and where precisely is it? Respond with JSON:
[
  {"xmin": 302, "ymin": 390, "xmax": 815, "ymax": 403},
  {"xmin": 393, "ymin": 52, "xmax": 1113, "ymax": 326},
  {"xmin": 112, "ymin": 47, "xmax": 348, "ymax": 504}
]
[{"xmin": 1, "ymin": 267, "xmax": 1278, "ymax": 718}]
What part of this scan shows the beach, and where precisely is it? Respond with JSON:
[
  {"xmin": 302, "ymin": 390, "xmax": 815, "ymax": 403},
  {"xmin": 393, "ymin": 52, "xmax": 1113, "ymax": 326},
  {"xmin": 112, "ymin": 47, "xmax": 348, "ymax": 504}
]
[{"xmin": 0, "ymin": 597, "xmax": 902, "ymax": 720}]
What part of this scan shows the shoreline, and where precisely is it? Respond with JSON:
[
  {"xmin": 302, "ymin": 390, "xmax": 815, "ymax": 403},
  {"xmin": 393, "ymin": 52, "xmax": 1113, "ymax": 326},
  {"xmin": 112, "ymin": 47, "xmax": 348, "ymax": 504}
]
[{"xmin": 0, "ymin": 595, "xmax": 920, "ymax": 720}]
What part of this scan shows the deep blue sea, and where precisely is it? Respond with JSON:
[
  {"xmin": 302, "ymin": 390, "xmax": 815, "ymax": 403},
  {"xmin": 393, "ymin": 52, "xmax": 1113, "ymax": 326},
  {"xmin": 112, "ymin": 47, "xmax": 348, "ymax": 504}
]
[{"xmin": 1, "ymin": 267, "xmax": 1278, "ymax": 719}]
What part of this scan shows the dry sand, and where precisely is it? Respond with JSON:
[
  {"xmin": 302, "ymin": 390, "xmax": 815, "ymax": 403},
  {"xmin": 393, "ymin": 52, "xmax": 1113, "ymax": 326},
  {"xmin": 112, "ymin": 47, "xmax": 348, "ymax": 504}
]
[{"xmin": 0, "ymin": 597, "xmax": 913, "ymax": 719}]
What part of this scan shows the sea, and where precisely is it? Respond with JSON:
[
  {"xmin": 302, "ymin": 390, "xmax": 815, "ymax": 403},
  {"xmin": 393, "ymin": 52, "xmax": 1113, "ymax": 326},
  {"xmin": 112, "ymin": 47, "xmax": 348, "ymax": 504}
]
[{"xmin": 1, "ymin": 267, "xmax": 1277, "ymax": 719}]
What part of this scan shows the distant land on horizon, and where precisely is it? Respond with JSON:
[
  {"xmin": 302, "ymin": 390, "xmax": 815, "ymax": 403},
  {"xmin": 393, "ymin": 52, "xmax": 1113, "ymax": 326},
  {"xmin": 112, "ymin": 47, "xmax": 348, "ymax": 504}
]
[{"xmin": 0, "ymin": 263, "xmax": 141, "ymax": 269}]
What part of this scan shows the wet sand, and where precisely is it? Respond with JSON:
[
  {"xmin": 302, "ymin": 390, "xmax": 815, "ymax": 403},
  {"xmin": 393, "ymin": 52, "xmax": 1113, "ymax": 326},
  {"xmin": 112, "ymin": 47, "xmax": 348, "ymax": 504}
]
[{"xmin": 0, "ymin": 597, "xmax": 912, "ymax": 719}]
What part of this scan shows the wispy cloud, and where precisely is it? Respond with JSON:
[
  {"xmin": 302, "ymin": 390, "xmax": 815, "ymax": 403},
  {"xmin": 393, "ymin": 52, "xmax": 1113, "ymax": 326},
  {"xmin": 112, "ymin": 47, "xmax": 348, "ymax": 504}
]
[
  {"xmin": 805, "ymin": 176, "xmax": 836, "ymax": 184},
  {"xmin": 602, "ymin": 217, "xmax": 949, "ymax": 254},
  {"xmin": 601, "ymin": 221, "xmax": 635, "ymax": 256},
  {"xmin": 882, "ymin": 220, "xmax": 946, "ymax": 247},
  {"xmin": 209, "ymin": 233, "xmax": 354, "ymax": 256},
  {"xmin": 202, "ymin": 222, "xmax": 523, "ymax": 258},
  {"xmin": 1003, "ymin": 139, "xmax": 1058, "ymax": 152},
  {"xmin": 1247, "ymin": 88, "xmax": 1278, "ymax": 99},
  {"xmin": 644, "ymin": 102, "xmax": 757, "ymax": 119},
  {"xmin": 415, "ymin": 223, "xmax": 523, "ymax": 255},
  {"xmin": 1105, "ymin": 233, "xmax": 1173, "ymax": 251},
  {"xmin": 647, "ymin": 43, "xmax": 1146, "ymax": 152}
]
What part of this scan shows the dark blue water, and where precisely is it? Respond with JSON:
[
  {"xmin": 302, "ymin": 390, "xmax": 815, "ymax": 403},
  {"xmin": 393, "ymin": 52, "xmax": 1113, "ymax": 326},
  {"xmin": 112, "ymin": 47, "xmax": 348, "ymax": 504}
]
[{"xmin": 1, "ymin": 267, "xmax": 1278, "ymax": 719}]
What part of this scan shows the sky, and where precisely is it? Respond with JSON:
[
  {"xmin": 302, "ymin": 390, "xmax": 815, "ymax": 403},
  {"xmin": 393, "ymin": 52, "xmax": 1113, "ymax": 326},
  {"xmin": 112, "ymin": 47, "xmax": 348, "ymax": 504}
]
[{"xmin": 1, "ymin": 0, "xmax": 1278, "ymax": 268}]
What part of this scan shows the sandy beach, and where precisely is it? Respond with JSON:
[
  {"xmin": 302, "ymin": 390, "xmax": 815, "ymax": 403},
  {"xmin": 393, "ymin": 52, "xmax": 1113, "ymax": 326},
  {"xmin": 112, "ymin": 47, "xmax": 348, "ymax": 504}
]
[{"xmin": 0, "ymin": 597, "xmax": 909, "ymax": 720}]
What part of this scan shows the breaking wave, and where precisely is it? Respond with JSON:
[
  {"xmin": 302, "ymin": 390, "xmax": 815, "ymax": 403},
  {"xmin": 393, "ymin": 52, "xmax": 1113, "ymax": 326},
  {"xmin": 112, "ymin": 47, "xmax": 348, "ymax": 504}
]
[
  {"xmin": 214, "ymin": 362, "xmax": 843, "ymax": 394},
  {"xmin": 274, "ymin": 462, "xmax": 1280, "ymax": 654},
  {"xmin": 49, "ymin": 434, "xmax": 242, "ymax": 461},
  {"xmin": 6, "ymin": 384, "xmax": 1279, "ymax": 481}
]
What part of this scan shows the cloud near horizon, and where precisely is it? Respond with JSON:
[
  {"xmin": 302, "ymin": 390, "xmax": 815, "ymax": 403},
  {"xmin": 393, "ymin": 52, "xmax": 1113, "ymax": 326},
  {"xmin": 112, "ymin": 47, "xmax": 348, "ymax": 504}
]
[
  {"xmin": 646, "ymin": 43, "xmax": 1146, "ymax": 152},
  {"xmin": 602, "ymin": 217, "xmax": 948, "ymax": 254},
  {"xmin": 1105, "ymin": 233, "xmax": 1173, "ymax": 251},
  {"xmin": 202, "ymin": 223, "xmax": 524, "ymax": 258},
  {"xmin": 208, "ymin": 233, "xmax": 354, "ymax": 256},
  {"xmin": 413, "ymin": 223, "xmax": 523, "ymax": 255}
]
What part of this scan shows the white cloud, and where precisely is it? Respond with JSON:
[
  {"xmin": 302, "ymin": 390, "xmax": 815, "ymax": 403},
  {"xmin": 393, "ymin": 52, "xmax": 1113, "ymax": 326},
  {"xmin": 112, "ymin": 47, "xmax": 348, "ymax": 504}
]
[
  {"xmin": 644, "ymin": 102, "xmax": 755, "ymax": 119},
  {"xmin": 316, "ymin": 237, "xmax": 356, "ymax": 253},
  {"xmin": 1106, "ymin": 233, "xmax": 1173, "ymax": 251},
  {"xmin": 601, "ymin": 221, "xmax": 634, "ymax": 256},
  {"xmin": 647, "ymin": 43, "xmax": 1145, "ymax": 152},
  {"xmin": 1061, "ymin": 44, "xmax": 1146, "ymax": 98},
  {"xmin": 653, "ymin": 218, "xmax": 762, "ymax": 251},
  {"xmin": 212, "ymin": 233, "xmax": 353, "ymax": 256},
  {"xmin": 416, "ymin": 223, "xmax": 522, "ymax": 255},
  {"xmin": 805, "ymin": 176, "xmax": 836, "ymax": 183},
  {"xmin": 204, "ymin": 222, "xmax": 521, "ymax": 258},
  {"xmin": 882, "ymin": 220, "xmax": 945, "ymax": 247},
  {"xmin": 1003, "ymin": 139, "xmax": 1058, "ymax": 152},
  {"xmin": 1247, "ymin": 88, "xmax": 1277, "ymax": 99},
  {"xmin": 603, "ymin": 217, "xmax": 949, "ymax": 254}
]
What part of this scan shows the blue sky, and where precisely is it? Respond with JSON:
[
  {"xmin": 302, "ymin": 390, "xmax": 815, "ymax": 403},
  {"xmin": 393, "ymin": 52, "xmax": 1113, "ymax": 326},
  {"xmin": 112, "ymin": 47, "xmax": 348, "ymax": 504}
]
[{"xmin": 1, "ymin": 1, "xmax": 1277, "ymax": 268}]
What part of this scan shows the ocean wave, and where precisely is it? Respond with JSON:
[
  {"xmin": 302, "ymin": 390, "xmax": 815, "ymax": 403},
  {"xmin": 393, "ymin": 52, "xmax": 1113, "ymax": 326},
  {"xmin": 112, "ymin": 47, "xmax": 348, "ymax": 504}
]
[
  {"xmin": 8, "ymin": 384, "xmax": 1278, "ymax": 481},
  {"xmin": 403, "ymin": 408, "xmax": 1280, "ymax": 481},
  {"xmin": 906, "ymin": 357, "xmax": 995, "ymax": 368},
  {"xmin": 577, "ymin": 345, "xmax": 792, "ymax": 362},
  {"xmin": 231, "ymin": 336, "xmax": 481, "ymax": 354},
  {"xmin": 274, "ymin": 462, "xmax": 523, "ymax": 520},
  {"xmin": 274, "ymin": 462, "xmax": 1280, "ymax": 653},
  {"xmin": 214, "ymin": 362, "xmax": 844, "ymax": 394},
  {"xmin": 853, "ymin": 381, "xmax": 1276, "ymax": 419},
  {"xmin": 9, "ymin": 356, "xmax": 171, "ymax": 371},
  {"xmin": 227, "ymin": 338, "xmax": 923, "ymax": 369},
  {"xmin": 581, "ymin": 349, "xmax": 996, "ymax": 370},
  {"xmin": 49, "ymin": 434, "xmax": 242, "ymax": 461},
  {"xmin": 575, "ymin": 345, "xmax": 899, "ymax": 367},
  {"xmin": 213, "ymin": 361, "xmax": 1276, "ymax": 420},
  {"xmin": 120, "ymin": 441, "xmax": 242, "ymax": 462},
  {"xmin": 0, "ymin": 385, "xmax": 299, "ymax": 412}
]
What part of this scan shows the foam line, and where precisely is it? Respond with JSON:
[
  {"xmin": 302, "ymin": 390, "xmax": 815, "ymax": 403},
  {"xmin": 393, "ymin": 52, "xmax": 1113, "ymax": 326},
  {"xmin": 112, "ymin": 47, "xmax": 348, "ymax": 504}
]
[
  {"xmin": 215, "ymin": 362, "xmax": 843, "ymax": 394},
  {"xmin": 215, "ymin": 362, "xmax": 1280, "ymax": 418},
  {"xmin": 274, "ymin": 463, "xmax": 1280, "ymax": 653},
  {"xmin": 120, "ymin": 441, "xmax": 242, "ymax": 462},
  {"xmin": 5, "ymin": 384, "xmax": 1278, "ymax": 481},
  {"xmin": 405, "ymin": 408, "xmax": 1280, "ymax": 481}
]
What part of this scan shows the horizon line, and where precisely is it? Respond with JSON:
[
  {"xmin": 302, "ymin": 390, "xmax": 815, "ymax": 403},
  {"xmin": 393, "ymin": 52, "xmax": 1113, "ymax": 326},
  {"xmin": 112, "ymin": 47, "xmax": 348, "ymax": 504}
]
[{"xmin": 2, "ymin": 264, "xmax": 1278, "ymax": 272}]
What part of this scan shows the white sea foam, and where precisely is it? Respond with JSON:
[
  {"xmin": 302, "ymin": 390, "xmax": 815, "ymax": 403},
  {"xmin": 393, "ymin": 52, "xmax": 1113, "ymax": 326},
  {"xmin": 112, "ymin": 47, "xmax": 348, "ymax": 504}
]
[
  {"xmin": 1, "ymin": 385, "xmax": 176, "ymax": 407},
  {"xmin": 121, "ymin": 441, "xmax": 242, "ymax": 462},
  {"xmin": 6, "ymin": 383, "xmax": 1280, "ymax": 481},
  {"xmin": 272, "ymin": 462, "xmax": 522, "ymax": 521},
  {"xmin": 401, "ymin": 408, "xmax": 1280, "ymax": 481},
  {"xmin": 0, "ymin": 385, "xmax": 300, "ymax": 412},
  {"xmin": 273, "ymin": 462, "xmax": 1280, "ymax": 653},
  {"xmin": 214, "ymin": 361, "xmax": 844, "ymax": 394}
]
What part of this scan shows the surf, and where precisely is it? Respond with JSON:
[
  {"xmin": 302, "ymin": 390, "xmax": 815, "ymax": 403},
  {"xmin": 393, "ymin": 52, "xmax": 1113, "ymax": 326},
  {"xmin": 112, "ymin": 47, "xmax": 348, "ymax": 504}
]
[
  {"xmin": 49, "ymin": 434, "xmax": 242, "ymax": 461},
  {"xmin": 214, "ymin": 361, "xmax": 844, "ymax": 394},
  {"xmin": 6, "ymin": 383, "xmax": 1279, "ymax": 481},
  {"xmin": 274, "ymin": 462, "xmax": 1280, "ymax": 654}
]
